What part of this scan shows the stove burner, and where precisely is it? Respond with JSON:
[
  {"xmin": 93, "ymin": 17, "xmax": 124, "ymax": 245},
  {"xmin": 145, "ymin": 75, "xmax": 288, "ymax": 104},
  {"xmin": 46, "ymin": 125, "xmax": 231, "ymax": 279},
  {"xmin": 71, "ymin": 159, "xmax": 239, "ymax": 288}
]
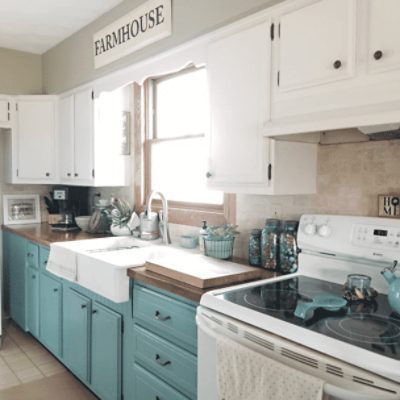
[
  {"xmin": 325, "ymin": 314, "xmax": 400, "ymax": 345},
  {"xmin": 244, "ymin": 289, "xmax": 311, "ymax": 311}
]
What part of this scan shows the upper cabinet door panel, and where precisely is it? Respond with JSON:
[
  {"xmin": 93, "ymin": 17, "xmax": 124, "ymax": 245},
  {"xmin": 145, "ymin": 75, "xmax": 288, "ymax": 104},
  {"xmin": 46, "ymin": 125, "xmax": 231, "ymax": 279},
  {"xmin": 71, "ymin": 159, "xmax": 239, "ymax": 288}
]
[
  {"xmin": 0, "ymin": 98, "xmax": 10, "ymax": 126},
  {"xmin": 74, "ymin": 89, "xmax": 93, "ymax": 182},
  {"xmin": 207, "ymin": 20, "xmax": 271, "ymax": 185},
  {"xmin": 278, "ymin": 0, "xmax": 357, "ymax": 92},
  {"xmin": 59, "ymin": 96, "xmax": 75, "ymax": 181},
  {"xmin": 367, "ymin": 0, "xmax": 400, "ymax": 74},
  {"xmin": 17, "ymin": 98, "xmax": 56, "ymax": 180}
]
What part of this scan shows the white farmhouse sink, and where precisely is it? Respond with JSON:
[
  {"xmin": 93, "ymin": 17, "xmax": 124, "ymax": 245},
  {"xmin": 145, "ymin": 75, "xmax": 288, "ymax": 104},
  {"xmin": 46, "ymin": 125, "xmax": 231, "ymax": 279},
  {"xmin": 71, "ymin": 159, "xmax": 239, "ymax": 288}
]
[{"xmin": 48, "ymin": 236, "xmax": 182, "ymax": 303}]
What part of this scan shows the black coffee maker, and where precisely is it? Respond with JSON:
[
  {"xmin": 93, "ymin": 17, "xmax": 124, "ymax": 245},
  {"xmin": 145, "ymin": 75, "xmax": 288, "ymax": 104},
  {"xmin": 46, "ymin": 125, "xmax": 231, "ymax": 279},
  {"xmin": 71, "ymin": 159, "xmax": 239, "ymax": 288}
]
[{"xmin": 50, "ymin": 186, "xmax": 89, "ymax": 231}]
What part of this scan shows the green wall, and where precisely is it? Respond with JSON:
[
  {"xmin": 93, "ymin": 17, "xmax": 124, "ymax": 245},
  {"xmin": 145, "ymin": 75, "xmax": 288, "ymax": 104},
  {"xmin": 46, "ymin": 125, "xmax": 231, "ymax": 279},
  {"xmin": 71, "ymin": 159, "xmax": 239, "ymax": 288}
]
[{"xmin": 42, "ymin": 0, "xmax": 282, "ymax": 94}]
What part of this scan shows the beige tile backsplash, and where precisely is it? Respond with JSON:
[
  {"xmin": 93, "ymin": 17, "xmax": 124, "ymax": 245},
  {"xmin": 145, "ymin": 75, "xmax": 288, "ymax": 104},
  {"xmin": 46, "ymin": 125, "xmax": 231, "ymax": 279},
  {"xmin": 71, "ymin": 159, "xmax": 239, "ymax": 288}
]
[{"xmin": 235, "ymin": 139, "xmax": 400, "ymax": 258}]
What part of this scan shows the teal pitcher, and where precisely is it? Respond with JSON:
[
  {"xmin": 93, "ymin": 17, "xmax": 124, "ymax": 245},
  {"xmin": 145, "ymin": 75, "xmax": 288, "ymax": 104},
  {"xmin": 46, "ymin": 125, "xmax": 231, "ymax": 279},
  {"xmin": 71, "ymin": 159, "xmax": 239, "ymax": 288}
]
[{"xmin": 381, "ymin": 260, "xmax": 400, "ymax": 315}]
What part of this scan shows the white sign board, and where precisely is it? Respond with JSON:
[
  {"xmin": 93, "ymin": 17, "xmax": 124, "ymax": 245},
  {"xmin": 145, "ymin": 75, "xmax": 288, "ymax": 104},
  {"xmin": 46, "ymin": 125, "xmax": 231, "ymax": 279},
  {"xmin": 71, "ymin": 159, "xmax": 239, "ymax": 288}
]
[{"xmin": 93, "ymin": 0, "xmax": 172, "ymax": 69}]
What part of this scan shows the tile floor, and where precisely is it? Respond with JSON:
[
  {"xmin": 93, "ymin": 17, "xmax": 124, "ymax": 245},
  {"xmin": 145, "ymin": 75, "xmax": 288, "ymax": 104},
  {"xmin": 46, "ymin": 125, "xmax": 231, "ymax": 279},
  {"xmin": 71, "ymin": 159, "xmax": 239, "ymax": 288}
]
[{"xmin": 0, "ymin": 320, "xmax": 97, "ymax": 399}]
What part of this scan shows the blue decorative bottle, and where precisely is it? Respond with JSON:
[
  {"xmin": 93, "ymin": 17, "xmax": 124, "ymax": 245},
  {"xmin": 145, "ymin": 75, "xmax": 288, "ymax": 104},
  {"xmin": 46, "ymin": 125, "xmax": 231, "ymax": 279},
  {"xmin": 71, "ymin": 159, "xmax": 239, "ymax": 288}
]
[
  {"xmin": 248, "ymin": 229, "xmax": 262, "ymax": 267},
  {"xmin": 279, "ymin": 220, "xmax": 299, "ymax": 274}
]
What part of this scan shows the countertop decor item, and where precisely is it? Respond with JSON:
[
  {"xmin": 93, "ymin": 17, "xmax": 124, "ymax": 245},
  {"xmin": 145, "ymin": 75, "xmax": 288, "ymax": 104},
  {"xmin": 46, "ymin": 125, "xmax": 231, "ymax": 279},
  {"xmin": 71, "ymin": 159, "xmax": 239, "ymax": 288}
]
[
  {"xmin": 203, "ymin": 224, "xmax": 239, "ymax": 260},
  {"xmin": 3, "ymin": 194, "xmax": 41, "ymax": 225},
  {"xmin": 261, "ymin": 219, "xmax": 281, "ymax": 270},
  {"xmin": 279, "ymin": 220, "xmax": 299, "ymax": 274},
  {"xmin": 75, "ymin": 216, "xmax": 91, "ymax": 232},
  {"xmin": 180, "ymin": 235, "xmax": 199, "ymax": 249},
  {"xmin": 381, "ymin": 260, "xmax": 400, "ymax": 315},
  {"xmin": 378, "ymin": 194, "xmax": 400, "ymax": 218},
  {"xmin": 248, "ymin": 229, "xmax": 262, "ymax": 267},
  {"xmin": 106, "ymin": 198, "xmax": 132, "ymax": 236}
]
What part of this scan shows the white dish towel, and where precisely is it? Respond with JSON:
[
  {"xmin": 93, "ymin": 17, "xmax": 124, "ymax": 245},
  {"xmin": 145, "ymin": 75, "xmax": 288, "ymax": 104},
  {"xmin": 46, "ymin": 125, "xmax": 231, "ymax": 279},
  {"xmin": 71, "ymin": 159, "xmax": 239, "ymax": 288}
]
[
  {"xmin": 217, "ymin": 336, "xmax": 324, "ymax": 400},
  {"xmin": 46, "ymin": 242, "xmax": 79, "ymax": 281}
]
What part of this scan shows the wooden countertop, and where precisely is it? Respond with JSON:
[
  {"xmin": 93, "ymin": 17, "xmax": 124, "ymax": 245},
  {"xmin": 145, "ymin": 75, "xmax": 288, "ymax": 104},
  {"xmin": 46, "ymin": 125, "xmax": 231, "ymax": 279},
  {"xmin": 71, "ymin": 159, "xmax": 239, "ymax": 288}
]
[
  {"xmin": 2, "ymin": 223, "xmax": 108, "ymax": 246},
  {"xmin": 128, "ymin": 264, "xmax": 278, "ymax": 302}
]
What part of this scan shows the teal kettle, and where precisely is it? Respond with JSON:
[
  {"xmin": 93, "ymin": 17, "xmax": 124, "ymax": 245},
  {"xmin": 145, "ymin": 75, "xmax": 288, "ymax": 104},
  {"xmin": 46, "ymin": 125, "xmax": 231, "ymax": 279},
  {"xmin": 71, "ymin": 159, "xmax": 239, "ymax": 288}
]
[{"xmin": 381, "ymin": 260, "xmax": 400, "ymax": 315}]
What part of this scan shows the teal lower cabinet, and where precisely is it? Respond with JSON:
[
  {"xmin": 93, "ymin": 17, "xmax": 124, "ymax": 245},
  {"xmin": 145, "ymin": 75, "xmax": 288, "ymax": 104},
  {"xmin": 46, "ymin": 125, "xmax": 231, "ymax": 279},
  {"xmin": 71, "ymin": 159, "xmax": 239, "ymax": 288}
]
[
  {"xmin": 91, "ymin": 301, "xmax": 122, "ymax": 400},
  {"xmin": 26, "ymin": 265, "xmax": 40, "ymax": 338},
  {"xmin": 132, "ymin": 282, "xmax": 198, "ymax": 400},
  {"xmin": 63, "ymin": 284, "xmax": 124, "ymax": 400},
  {"xmin": 63, "ymin": 287, "xmax": 91, "ymax": 382},
  {"xmin": 5, "ymin": 232, "xmax": 28, "ymax": 330},
  {"xmin": 134, "ymin": 364, "xmax": 190, "ymax": 400},
  {"xmin": 40, "ymin": 273, "xmax": 62, "ymax": 357}
]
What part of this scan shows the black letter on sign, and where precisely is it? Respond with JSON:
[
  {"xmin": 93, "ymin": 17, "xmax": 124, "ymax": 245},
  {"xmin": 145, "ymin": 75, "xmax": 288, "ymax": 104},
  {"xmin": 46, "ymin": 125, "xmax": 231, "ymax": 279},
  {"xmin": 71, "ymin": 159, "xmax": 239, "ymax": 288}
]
[
  {"xmin": 155, "ymin": 5, "xmax": 164, "ymax": 25},
  {"xmin": 148, "ymin": 9, "xmax": 155, "ymax": 29},
  {"xmin": 139, "ymin": 13, "xmax": 148, "ymax": 33},
  {"xmin": 130, "ymin": 19, "xmax": 139, "ymax": 37},
  {"xmin": 94, "ymin": 40, "xmax": 101, "ymax": 56}
]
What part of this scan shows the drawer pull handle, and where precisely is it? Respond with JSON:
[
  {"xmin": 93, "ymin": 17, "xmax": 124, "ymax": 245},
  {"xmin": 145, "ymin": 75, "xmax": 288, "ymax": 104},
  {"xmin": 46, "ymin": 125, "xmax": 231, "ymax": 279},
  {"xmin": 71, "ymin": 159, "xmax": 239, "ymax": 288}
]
[
  {"xmin": 92, "ymin": 310, "xmax": 98, "ymax": 314},
  {"xmin": 156, "ymin": 397, "xmax": 160, "ymax": 400},
  {"xmin": 154, "ymin": 310, "xmax": 171, "ymax": 321},
  {"xmin": 53, "ymin": 288, "xmax": 58, "ymax": 292},
  {"xmin": 155, "ymin": 354, "xmax": 171, "ymax": 367},
  {"xmin": 43, "ymin": 261, "xmax": 48, "ymax": 265},
  {"xmin": 81, "ymin": 304, "xmax": 87, "ymax": 309}
]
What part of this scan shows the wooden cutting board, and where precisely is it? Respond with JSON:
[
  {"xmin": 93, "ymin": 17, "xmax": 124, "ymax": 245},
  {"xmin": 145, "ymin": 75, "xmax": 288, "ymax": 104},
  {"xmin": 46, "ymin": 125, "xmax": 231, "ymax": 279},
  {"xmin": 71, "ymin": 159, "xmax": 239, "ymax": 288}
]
[{"xmin": 145, "ymin": 253, "xmax": 263, "ymax": 288}]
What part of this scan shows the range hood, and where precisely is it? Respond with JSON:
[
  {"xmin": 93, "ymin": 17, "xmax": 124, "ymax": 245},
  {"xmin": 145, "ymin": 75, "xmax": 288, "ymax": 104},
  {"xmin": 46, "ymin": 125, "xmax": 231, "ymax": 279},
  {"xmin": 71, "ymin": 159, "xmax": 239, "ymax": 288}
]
[{"xmin": 358, "ymin": 124, "xmax": 400, "ymax": 140}]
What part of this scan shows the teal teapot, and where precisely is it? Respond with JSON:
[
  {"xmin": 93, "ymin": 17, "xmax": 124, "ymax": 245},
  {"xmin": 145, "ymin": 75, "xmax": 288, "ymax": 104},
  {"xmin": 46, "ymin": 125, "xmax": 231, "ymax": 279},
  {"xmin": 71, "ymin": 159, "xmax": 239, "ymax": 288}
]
[{"xmin": 381, "ymin": 260, "xmax": 400, "ymax": 315}]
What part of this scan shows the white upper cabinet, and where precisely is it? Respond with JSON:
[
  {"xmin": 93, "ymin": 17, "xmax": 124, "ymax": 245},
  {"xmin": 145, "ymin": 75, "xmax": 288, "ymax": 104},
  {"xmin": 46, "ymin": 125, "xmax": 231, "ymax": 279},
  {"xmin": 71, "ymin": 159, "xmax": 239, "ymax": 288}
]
[
  {"xmin": 267, "ymin": 0, "xmax": 400, "ymax": 136},
  {"xmin": 58, "ymin": 86, "xmax": 131, "ymax": 187},
  {"xmin": 59, "ymin": 89, "xmax": 94, "ymax": 185},
  {"xmin": 207, "ymin": 20, "xmax": 271, "ymax": 188},
  {"xmin": 367, "ymin": 0, "xmax": 400, "ymax": 75},
  {"xmin": 15, "ymin": 96, "xmax": 57, "ymax": 182},
  {"xmin": 277, "ymin": 0, "xmax": 356, "ymax": 92},
  {"xmin": 74, "ymin": 88, "xmax": 94, "ymax": 183},
  {"xmin": 0, "ymin": 96, "xmax": 11, "ymax": 127},
  {"xmin": 206, "ymin": 18, "xmax": 317, "ymax": 195},
  {"xmin": 59, "ymin": 95, "xmax": 75, "ymax": 181}
]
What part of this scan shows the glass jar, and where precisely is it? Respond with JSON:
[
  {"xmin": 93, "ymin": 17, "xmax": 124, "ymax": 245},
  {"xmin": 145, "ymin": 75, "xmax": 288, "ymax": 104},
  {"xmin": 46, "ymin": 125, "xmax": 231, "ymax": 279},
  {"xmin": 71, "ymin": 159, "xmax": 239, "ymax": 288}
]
[
  {"xmin": 248, "ymin": 229, "xmax": 262, "ymax": 267},
  {"xmin": 279, "ymin": 220, "xmax": 299, "ymax": 274},
  {"xmin": 261, "ymin": 219, "xmax": 281, "ymax": 271}
]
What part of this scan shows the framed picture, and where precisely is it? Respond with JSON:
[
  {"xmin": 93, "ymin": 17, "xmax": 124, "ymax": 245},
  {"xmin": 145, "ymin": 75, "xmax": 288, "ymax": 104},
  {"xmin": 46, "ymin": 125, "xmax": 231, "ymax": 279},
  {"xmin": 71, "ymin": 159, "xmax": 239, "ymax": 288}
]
[{"xmin": 3, "ymin": 194, "xmax": 41, "ymax": 225}]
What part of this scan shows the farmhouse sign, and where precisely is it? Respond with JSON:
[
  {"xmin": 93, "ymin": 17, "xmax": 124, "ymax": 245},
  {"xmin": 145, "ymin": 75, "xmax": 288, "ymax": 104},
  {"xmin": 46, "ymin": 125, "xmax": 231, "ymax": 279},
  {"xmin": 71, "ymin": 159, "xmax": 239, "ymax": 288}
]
[{"xmin": 93, "ymin": 0, "xmax": 172, "ymax": 69}]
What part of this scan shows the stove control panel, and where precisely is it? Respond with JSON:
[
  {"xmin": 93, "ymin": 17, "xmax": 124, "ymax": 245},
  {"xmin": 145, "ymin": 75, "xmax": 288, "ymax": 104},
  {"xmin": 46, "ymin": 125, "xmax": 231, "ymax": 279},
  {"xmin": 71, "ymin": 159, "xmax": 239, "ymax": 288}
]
[
  {"xmin": 352, "ymin": 224, "xmax": 400, "ymax": 249},
  {"xmin": 298, "ymin": 214, "xmax": 400, "ymax": 262}
]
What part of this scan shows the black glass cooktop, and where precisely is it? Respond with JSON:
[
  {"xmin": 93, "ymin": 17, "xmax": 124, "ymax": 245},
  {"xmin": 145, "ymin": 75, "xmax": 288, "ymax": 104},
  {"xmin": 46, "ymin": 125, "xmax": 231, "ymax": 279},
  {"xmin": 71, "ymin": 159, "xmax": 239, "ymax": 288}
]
[{"xmin": 217, "ymin": 276, "xmax": 400, "ymax": 360}]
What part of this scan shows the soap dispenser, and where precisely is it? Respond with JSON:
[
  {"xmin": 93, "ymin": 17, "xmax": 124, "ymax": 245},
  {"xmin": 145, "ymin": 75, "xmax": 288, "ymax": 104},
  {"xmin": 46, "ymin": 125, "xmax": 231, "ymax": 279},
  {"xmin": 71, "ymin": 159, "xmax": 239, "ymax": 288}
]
[{"xmin": 199, "ymin": 220, "xmax": 208, "ymax": 252}]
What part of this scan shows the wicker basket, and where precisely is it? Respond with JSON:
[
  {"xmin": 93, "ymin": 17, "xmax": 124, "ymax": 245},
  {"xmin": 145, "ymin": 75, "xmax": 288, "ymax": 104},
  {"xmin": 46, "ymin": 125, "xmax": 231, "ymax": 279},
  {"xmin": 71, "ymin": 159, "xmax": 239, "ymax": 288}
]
[{"xmin": 204, "ymin": 237, "xmax": 235, "ymax": 260}]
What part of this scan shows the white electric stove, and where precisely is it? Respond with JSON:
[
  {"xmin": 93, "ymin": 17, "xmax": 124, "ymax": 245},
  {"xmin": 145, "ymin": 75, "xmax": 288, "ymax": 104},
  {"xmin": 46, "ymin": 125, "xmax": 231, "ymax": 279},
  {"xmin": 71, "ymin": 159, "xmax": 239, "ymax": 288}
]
[{"xmin": 197, "ymin": 215, "xmax": 400, "ymax": 400}]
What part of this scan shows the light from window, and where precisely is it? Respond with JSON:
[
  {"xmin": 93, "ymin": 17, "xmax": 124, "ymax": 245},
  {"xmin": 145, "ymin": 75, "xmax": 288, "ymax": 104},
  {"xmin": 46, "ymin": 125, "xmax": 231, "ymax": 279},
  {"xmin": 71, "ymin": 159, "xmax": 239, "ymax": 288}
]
[{"xmin": 149, "ymin": 68, "xmax": 223, "ymax": 205}]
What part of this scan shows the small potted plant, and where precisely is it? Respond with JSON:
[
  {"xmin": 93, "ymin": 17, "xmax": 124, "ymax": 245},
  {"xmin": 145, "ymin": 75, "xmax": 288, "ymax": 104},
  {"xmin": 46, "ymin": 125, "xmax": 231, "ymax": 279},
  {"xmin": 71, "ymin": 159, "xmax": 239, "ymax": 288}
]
[
  {"xmin": 203, "ymin": 224, "xmax": 240, "ymax": 260},
  {"xmin": 107, "ymin": 198, "xmax": 132, "ymax": 236}
]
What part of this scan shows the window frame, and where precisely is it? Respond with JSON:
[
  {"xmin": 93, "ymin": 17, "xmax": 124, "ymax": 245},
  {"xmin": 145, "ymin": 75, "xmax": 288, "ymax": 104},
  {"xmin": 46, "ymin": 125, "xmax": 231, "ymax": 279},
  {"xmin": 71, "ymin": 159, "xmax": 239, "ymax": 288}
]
[{"xmin": 133, "ymin": 68, "xmax": 235, "ymax": 227}]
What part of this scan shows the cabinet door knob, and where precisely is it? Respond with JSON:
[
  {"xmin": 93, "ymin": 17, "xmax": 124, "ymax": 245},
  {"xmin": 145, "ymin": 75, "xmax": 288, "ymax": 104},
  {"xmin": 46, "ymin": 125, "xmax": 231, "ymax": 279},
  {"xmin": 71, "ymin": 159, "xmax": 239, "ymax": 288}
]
[
  {"xmin": 92, "ymin": 310, "xmax": 98, "ymax": 314},
  {"xmin": 206, "ymin": 172, "xmax": 212, "ymax": 178},
  {"xmin": 32, "ymin": 275, "xmax": 36, "ymax": 279},
  {"xmin": 374, "ymin": 50, "xmax": 383, "ymax": 60},
  {"xmin": 53, "ymin": 288, "xmax": 58, "ymax": 292},
  {"xmin": 154, "ymin": 310, "xmax": 171, "ymax": 321},
  {"xmin": 67, "ymin": 173, "xmax": 71, "ymax": 177},
  {"xmin": 333, "ymin": 60, "xmax": 342, "ymax": 69},
  {"xmin": 81, "ymin": 304, "xmax": 87, "ymax": 309},
  {"xmin": 74, "ymin": 173, "xmax": 79, "ymax": 177},
  {"xmin": 45, "ymin": 172, "xmax": 50, "ymax": 177},
  {"xmin": 155, "ymin": 354, "xmax": 171, "ymax": 367}
]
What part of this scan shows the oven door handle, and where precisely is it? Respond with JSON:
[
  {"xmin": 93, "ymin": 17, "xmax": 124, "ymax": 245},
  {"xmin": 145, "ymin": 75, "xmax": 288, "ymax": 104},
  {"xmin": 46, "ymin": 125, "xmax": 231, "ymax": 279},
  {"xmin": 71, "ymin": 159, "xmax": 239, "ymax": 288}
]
[
  {"xmin": 196, "ymin": 312, "xmax": 400, "ymax": 400},
  {"xmin": 324, "ymin": 383, "xmax": 400, "ymax": 400}
]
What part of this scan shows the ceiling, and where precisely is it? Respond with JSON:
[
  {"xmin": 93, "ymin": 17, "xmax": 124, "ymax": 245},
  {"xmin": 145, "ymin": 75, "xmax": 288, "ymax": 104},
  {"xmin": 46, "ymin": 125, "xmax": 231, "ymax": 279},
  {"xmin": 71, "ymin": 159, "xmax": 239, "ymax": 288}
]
[{"xmin": 0, "ymin": 0, "xmax": 125, "ymax": 54}]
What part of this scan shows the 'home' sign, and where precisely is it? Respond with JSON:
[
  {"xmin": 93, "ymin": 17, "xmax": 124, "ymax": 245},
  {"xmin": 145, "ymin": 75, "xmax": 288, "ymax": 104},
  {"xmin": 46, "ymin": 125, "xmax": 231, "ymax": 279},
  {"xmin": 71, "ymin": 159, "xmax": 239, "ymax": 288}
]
[{"xmin": 93, "ymin": 0, "xmax": 172, "ymax": 69}]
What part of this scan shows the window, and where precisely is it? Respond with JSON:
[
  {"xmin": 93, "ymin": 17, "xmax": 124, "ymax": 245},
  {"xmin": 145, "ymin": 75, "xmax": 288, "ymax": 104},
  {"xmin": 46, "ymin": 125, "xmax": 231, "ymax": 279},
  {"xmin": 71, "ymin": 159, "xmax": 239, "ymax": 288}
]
[{"xmin": 135, "ymin": 67, "xmax": 235, "ymax": 226}]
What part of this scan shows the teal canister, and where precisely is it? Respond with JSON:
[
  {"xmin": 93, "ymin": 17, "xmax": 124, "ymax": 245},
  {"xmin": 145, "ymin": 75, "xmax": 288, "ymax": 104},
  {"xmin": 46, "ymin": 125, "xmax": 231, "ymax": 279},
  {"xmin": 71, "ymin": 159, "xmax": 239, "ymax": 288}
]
[
  {"xmin": 261, "ymin": 219, "xmax": 281, "ymax": 271},
  {"xmin": 248, "ymin": 229, "xmax": 262, "ymax": 267},
  {"xmin": 279, "ymin": 220, "xmax": 299, "ymax": 274}
]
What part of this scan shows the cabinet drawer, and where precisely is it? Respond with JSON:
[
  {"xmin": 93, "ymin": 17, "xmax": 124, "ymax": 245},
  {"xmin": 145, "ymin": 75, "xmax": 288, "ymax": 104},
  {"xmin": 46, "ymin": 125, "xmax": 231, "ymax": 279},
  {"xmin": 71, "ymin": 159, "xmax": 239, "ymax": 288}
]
[
  {"xmin": 26, "ymin": 242, "xmax": 39, "ymax": 269},
  {"xmin": 133, "ymin": 285, "xmax": 197, "ymax": 352},
  {"xmin": 134, "ymin": 364, "xmax": 190, "ymax": 400},
  {"xmin": 134, "ymin": 325, "xmax": 197, "ymax": 398}
]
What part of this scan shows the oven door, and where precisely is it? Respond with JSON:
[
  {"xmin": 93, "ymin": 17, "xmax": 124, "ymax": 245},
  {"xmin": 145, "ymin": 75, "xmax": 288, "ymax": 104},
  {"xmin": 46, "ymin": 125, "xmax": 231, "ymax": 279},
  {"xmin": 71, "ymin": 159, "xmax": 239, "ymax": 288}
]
[{"xmin": 197, "ymin": 307, "xmax": 400, "ymax": 400}]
